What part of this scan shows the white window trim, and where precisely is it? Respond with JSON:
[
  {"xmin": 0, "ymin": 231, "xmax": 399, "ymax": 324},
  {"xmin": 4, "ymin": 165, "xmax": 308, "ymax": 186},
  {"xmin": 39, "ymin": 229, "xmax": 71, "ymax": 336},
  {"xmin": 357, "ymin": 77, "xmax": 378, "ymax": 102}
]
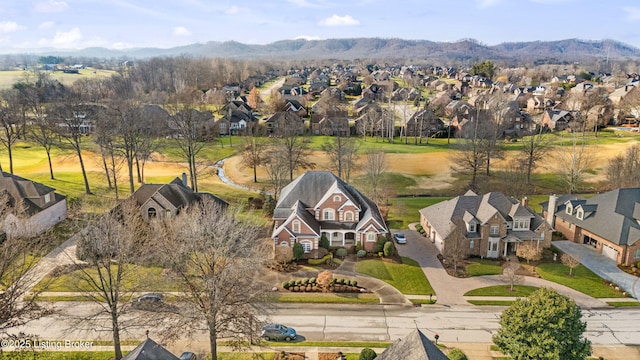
[
  {"xmin": 566, "ymin": 205, "xmax": 573, "ymax": 215},
  {"xmin": 490, "ymin": 225, "xmax": 499, "ymax": 235},
  {"xmin": 366, "ymin": 232, "xmax": 376, "ymax": 242},
  {"xmin": 44, "ymin": 193, "xmax": 51, "ymax": 203},
  {"xmin": 333, "ymin": 195, "xmax": 341, "ymax": 202},
  {"xmin": 292, "ymin": 220, "xmax": 300, "ymax": 233},
  {"xmin": 576, "ymin": 209, "xmax": 584, "ymax": 220},
  {"xmin": 635, "ymin": 248, "xmax": 640, "ymax": 259},
  {"xmin": 344, "ymin": 211, "xmax": 354, "ymax": 222},
  {"xmin": 323, "ymin": 208, "xmax": 335, "ymax": 221},
  {"xmin": 300, "ymin": 241, "xmax": 312, "ymax": 253},
  {"xmin": 467, "ymin": 222, "xmax": 476, "ymax": 232}
]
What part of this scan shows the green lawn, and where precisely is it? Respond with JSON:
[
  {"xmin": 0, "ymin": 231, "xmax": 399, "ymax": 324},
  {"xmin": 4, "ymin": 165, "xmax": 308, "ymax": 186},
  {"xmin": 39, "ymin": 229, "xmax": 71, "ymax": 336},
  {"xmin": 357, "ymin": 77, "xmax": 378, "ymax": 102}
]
[
  {"xmin": 0, "ymin": 68, "xmax": 116, "ymax": 90},
  {"xmin": 355, "ymin": 256, "xmax": 434, "ymax": 295},
  {"xmin": 34, "ymin": 264, "xmax": 179, "ymax": 292},
  {"xmin": 607, "ymin": 301, "xmax": 640, "ymax": 307},
  {"xmin": 387, "ymin": 196, "xmax": 450, "ymax": 229},
  {"xmin": 0, "ymin": 352, "xmax": 128, "ymax": 360},
  {"xmin": 306, "ymin": 135, "xmax": 454, "ymax": 154},
  {"xmin": 465, "ymin": 259, "xmax": 503, "ymax": 277},
  {"xmin": 464, "ymin": 285, "xmax": 539, "ymax": 297},
  {"xmin": 273, "ymin": 292, "xmax": 379, "ymax": 304},
  {"xmin": 535, "ymin": 263, "xmax": 628, "ymax": 298}
]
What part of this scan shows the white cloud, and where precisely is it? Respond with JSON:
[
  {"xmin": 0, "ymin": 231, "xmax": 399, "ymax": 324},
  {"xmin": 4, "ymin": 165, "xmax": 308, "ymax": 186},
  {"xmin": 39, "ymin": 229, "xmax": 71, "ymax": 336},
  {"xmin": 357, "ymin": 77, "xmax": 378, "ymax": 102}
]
[
  {"xmin": 53, "ymin": 27, "xmax": 82, "ymax": 46},
  {"xmin": 112, "ymin": 42, "xmax": 134, "ymax": 50},
  {"xmin": 623, "ymin": 6, "xmax": 640, "ymax": 21},
  {"xmin": 0, "ymin": 22, "xmax": 25, "ymax": 34},
  {"xmin": 225, "ymin": 6, "xmax": 247, "ymax": 15},
  {"xmin": 475, "ymin": 0, "xmax": 503, "ymax": 8},
  {"xmin": 38, "ymin": 21, "xmax": 55, "ymax": 30},
  {"xmin": 318, "ymin": 14, "xmax": 360, "ymax": 27},
  {"xmin": 34, "ymin": 0, "xmax": 69, "ymax": 13},
  {"xmin": 173, "ymin": 26, "xmax": 192, "ymax": 36},
  {"xmin": 295, "ymin": 35, "xmax": 321, "ymax": 41}
]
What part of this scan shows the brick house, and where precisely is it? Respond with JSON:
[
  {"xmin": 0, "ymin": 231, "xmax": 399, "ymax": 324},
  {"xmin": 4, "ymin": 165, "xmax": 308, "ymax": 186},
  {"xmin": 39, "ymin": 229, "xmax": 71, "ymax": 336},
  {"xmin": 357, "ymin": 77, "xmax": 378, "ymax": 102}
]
[
  {"xmin": 541, "ymin": 189, "xmax": 640, "ymax": 266},
  {"xmin": 419, "ymin": 191, "xmax": 552, "ymax": 259},
  {"xmin": 0, "ymin": 171, "xmax": 67, "ymax": 238},
  {"xmin": 131, "ymin": 177, "xmax": 227, "ymax": 222},
  {"xmin": 271, "ymin": 171, "xmax": 388, "ymax": 256}
]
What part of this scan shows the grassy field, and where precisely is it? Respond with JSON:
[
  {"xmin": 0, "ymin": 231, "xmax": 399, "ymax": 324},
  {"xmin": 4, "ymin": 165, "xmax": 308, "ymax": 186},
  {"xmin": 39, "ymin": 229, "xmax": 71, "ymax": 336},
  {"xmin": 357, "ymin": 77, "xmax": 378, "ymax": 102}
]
[
  {"xmin": 465, "ymin": 259, "xmax": 504, "ymax": 277},
  {"xmin": 0, "ymin": 68, "xmax": 116, "ymax": 89},
  {"xmin": 355, "ymin": 256, "xmax": 434, "ymax": 295},
  {"xmin": 34, "ymin": 264, "xmax": 179, "ymax": 292},
  {"xmin": 387, "ymin": 196, "xmax": 451, "ymax": 229},
  {"xmin": 464, "ymin": 285, "xmax": 539, "ymax": 297},
  {"xmin": 535, "ymin": 263, "xmax": 628, "ymax": 298}
]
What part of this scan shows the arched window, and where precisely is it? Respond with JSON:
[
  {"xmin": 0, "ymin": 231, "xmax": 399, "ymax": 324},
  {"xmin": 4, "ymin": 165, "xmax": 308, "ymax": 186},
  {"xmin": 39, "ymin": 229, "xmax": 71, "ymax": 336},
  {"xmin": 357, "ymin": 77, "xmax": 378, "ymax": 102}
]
[
  {"xmin": 148, "ymin": 207, "xmax": 157, "ymax": 218},
  {"xmin": 323, "ymin": 208, "xmax": 335, "ymax": 220},
  {"xmin": 279, "ymin": 241, "xmax": 289, "ymax": 247},
  {"xmin": 292, "ymin": 220, "xmax": 300, "ymax": 233},
  {"xmin": 333, "ymin": 195, "xmax": 341, "ymax": 202},
  {"xmin": 344, "ymin": 211, "xmax": 354, "ymax": 222}
]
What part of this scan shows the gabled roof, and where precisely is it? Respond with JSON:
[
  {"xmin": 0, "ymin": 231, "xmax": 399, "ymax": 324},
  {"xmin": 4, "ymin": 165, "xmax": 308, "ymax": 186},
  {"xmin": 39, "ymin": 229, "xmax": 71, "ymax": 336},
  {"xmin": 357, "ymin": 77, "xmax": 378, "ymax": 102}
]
[
  {"xmin": 122, "ymin": 338, "xmax": 180, "ymax": 360},
  {"xmin": 419, "ymin": 192, "xmax": 543, "ymax": 240},
  {"xmin": 0, "ymin": 171, "xmax": 63, "ymax": 214},
  {"xmin": 377, "ymin": 329, "xmax": 449, "ymax": 360},
  {"xmin": 133, "ymin": 177, "xmax": 227, "ymax": 210},
  {"xmin": 554, "ymin": 188, "xmax": 640, "ymax": 246},
  {"xmin": 273, "ymin": 171, "xmax": 387, "ymax": 233}
]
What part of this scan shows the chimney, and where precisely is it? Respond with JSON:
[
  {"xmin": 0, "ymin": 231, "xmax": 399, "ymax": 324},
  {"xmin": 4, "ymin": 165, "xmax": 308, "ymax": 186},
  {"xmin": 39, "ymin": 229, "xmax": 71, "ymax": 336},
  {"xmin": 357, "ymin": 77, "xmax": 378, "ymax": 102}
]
[
  {"xmin": 546, "ymin": 194, "xmax": 557, "ymax": 228},
  {"xmin": 521, "ymin": 196, "xmax": 529, "ymax": 208},
  {"xmin": 181, "ymin": 172, "xmax": 188, "ymax": 187}
]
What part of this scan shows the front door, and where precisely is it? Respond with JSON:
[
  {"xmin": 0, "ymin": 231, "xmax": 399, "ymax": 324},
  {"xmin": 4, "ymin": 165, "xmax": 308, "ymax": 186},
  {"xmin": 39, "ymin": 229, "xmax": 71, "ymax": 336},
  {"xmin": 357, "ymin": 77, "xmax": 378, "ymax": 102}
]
[{"xmin": 487, "ymin": 237, "xmax": 500, "ymax": 258}]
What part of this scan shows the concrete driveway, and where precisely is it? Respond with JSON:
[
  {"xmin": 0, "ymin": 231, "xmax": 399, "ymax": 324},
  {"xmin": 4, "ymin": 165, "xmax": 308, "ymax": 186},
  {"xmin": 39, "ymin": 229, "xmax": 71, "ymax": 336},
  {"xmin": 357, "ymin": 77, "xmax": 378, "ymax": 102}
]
[
  {"xmin": 553, "ymin": 241, "xmax": 640, "ymax": 299},
  {"xmin": 394, "ymin": 228, "xmax": 611, "ymax": 308}
]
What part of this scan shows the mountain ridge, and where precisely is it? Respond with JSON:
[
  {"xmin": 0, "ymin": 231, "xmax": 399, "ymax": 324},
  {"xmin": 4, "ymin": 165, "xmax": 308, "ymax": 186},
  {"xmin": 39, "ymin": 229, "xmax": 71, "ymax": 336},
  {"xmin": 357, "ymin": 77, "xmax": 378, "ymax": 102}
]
[{"xmin": 3, "ymin": 38, "xmax": 639, "ymax": 62}]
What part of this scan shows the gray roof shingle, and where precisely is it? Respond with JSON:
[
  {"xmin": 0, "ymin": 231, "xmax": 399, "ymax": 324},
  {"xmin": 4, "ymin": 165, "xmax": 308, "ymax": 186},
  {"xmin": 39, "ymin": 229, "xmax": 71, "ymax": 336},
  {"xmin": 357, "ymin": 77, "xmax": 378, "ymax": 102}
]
[{"xmin": 377, "ymin": 329, "xmax": 449, "ymax": 360}]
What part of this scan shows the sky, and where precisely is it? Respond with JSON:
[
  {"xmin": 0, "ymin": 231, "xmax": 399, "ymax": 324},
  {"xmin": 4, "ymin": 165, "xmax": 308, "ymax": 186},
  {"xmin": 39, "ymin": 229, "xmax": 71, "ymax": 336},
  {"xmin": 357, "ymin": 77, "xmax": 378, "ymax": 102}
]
[{"xmin": 1, "ymin": 0, "xmax": 640, "ymax": 52}]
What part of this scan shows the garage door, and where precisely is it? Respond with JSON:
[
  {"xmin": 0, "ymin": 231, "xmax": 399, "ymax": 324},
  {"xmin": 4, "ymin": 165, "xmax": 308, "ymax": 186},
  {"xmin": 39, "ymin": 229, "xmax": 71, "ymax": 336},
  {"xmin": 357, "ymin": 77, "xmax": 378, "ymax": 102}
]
[{"xmin": 602, "ymin": 244, "xmax": 618, "ymax": 262}]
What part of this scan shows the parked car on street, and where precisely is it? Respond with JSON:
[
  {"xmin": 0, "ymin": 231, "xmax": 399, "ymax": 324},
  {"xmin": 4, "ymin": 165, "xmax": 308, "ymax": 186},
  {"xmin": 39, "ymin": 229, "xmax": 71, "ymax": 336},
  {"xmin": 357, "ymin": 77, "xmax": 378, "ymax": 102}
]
[
  {"xmin": 394, "ymin": 232, "xmax": 407, "ymax": 244},
  {"xmin": 131, "ymin": 293, "xmax": 177, "ymax": 312},
  {"xmin": 261, "ymin": 324, "xmax": 297, "ymax": 341}
]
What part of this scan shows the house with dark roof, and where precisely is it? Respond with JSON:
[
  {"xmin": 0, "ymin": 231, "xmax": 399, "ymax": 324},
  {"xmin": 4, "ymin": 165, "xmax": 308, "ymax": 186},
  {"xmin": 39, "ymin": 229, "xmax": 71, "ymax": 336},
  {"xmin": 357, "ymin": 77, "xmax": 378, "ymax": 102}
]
[
  {"xmin": 541, "ymin": 109, "xmax": 581, "ymax": 131},
  {"xmin": 419, "ymin": 191, "xmax": 552, "ymax": 259},
  {"xmin": 377, "ymin": 329, "xmax": 449, "ymax": 360},
  {"xmin": 264, "ymin": 112, "xmax": 305, "ymax": 135},
  {"xmin": 272, "ymin": 171, "xmax": 388, "ymax": 255},
  {"xmin": 131, "ymin": 177, "xmax": 227, "ymax": 222},
  {"xmin": 541, "ymin": 189, "xmax": 640, "ymax": 265},
  {"xmin": 0, "ymin": 171, "xmax": 67, "ymax": 238},
  {"xmin": 122, "ymin": 337, "xmax": 194, "ymax": 360}
]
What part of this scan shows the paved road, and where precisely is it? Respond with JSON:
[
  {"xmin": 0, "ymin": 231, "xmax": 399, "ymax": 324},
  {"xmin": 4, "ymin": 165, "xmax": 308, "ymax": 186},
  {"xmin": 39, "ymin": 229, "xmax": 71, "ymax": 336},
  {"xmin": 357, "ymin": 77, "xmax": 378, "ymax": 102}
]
[
  {"xmin": 553, "ymin": 240, "xmax": 640, "ymax": 299},
  {"xmin": 9, "ymin": 302, "xmax": 640, "ymax": 347}
]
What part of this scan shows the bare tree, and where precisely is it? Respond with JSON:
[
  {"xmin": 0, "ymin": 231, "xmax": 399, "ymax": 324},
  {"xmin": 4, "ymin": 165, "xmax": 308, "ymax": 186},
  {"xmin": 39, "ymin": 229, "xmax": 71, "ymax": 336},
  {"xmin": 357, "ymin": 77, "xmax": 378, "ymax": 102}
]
[
  {"xmin": 502, "ymin": 263, "xmax": 524, "ymax": 292},
  {"xmin": 555, "ymin": 135, "xmax": 593, "ymax": 194},
  {"xmin": 606, "ymin": 144, "xmax": 640, "ymax": 189},
  {"xmin": 317, "ymin": 270, "xmax": 333, "ymax": 292},
  {"xmin": 520, "ymin": 126, "xmax": 549, "ymax": 184},
  {"xmin": 240, "ymin": 128, "xmax": 266, "ymax": 183},
  {"xmin": 0, "ymin": 90, "xmax": 26, "ymax": 174},
  {"xmin": 154, "ymin": 200, "xmax": 272, "ymax": 360},
  {"xmin": 272, "ymin": 119, "xmax": 314, "ymax": 182},
  {"xmin": 516, "ymin": 243, "xmax": 543, "ymax": 264},
  {"xmin": 445, "ymin": 218, "xmax": 469, "ymax": 273},
  {"xmin": 362, "ymin": 150, "xmax": 386, "ymax": 203},
  {"xmin": 451, "ymin": 109, "xmax": 488, "ymax": 191},
  {"xmin": 48, "ymin": 84, "xmax": 94, "ymax": 194},
  {"xmin": 561, "ymin": 253, "xmax": 581, "ymax": 276},
  {"xmin": 71, "ymin": 199, "xmax": 151, "ymax": 360},
  {"xmin": 322, "ymin": 135, "xmax": 360, "ymax": 182},
  {"xmin": 263, "ymin": 148, "xmax": 290, "ymax": 199},
  {"xmin": 0, "ymin": 193, "xmax": 51, "ymax": 336},
  {"xmin": 166, "ymin": 89, "xmax": 213, "ymax": 192}
]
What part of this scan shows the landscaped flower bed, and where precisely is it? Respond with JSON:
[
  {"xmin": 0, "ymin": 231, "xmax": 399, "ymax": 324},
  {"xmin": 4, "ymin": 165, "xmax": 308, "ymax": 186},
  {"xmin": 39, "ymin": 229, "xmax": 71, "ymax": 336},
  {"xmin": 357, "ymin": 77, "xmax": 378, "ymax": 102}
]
[{"xmin": 281, "ymin": 277, "xmax": 365, "ymax": 293}]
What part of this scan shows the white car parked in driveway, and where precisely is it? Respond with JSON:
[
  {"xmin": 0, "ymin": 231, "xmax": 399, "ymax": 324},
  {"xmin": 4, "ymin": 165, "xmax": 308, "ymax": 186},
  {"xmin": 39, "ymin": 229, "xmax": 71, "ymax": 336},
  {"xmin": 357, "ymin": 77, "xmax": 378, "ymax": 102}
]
[{"xmin": 394, "ymin": 232, "xmax": 407, "ymax": 244}]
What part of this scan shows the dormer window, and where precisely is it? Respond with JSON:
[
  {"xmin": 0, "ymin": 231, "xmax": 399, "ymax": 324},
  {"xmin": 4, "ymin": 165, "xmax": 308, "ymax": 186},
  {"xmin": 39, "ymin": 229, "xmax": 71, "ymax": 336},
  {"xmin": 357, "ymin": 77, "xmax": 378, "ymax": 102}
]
[
  {"xmin": 576, "ymin": 208, "xmax": 584, "ymax": 220},
  {"xmin": 467, "ymin": 222, "xmax": 476, "ymax": 232},
  {"xmin": 333, "ymin": 195, "xmax": 341, "ymax": 202},
  {"xmin": 148, "ymin": 207, "xmax": 157, "ymax": 218},
  {"xmin": 44, "ymin": 193, "xmax": 51, "ymax": 203},
  {"xmin": 566, "ymin": 205, "xmax": 573, "ymax": 215}
]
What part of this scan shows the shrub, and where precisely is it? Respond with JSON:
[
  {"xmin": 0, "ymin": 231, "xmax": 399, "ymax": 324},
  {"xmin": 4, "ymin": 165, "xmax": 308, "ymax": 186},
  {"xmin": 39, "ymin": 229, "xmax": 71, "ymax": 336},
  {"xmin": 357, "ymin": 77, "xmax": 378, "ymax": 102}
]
[
  {"xmin": 263, "ymin": 195, "xmax": 275, "ymax": 216},
  {"xmin": 356, "ymin": 243, "xmax": 364, "ymax": 252},
  {"xmin": 338, "ymin": 278, "xmax": 345, "ymax": 285},
  {"xmin": 448, "ymin": 349, "xmax": 468, "ymax": 360},
  {"xmin": 309, "ymin": 253, "xmax": 332, "ymax": 265},
  {"xmin": 309, "ymin": 277, "xmax": 316, "ymax": 284},
  {"xmin": 331, "ymin": 278, "xmax": 337, "ymax": 284},
  {"xmin": 296, "ymin": 279, "xmax": 302, "ymax": 286},
  {"xmin": 303, "ymin": 278, "xmax": 309, "ymax": 285},
  {"xmin": 383, "ymin": 241, "xmax": 396, "ymax": 257},
  {"xmin": 293, "ymin": 242, "xmax": 304, "ymax": 260},
  {"xmin": 274, "ymin": 245, "xmax": 294, "ymax": 264},
  {"xmin": 282, "ymin": 281, "xmax": 290, "ymax": 289},
  {"xmin": 359, "ymin": 348, "xmax": 377, "ymax": 360},
  {"xmin": 357, "ymin": 250, "xmax": 367, "ymax": 258},
  {"xmin": 336, "ymin": 248, "xmax": 348, "ymax": 258},
  {"xmin": 320, "ymin": 235, "xmax": 330, "ymax": 250},
  {"xmin": 309, "ymin": 247, "xmax": 329, "ymax": 259},
  {"xmin": 374, "ymin": 236, "xmax": 387, "ymax": 253},
  {"xmin": 351, "ymin": 280, "xmax": 357, "ymax": 287}
]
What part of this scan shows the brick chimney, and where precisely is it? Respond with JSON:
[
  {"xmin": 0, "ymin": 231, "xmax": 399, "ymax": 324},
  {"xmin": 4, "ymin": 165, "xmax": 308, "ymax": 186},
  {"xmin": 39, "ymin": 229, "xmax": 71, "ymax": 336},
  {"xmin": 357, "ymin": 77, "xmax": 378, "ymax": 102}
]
[{"xmin": 521, "ymin": 196, "xmax": 529, "ymax": 208}]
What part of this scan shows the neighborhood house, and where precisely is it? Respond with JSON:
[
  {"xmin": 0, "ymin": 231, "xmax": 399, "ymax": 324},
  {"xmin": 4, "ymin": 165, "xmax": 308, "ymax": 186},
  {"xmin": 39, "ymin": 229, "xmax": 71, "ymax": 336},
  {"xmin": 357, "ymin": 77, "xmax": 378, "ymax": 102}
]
[{"xmin": 271, "ymin": 171, "xmax": 388, "ymax": 255}]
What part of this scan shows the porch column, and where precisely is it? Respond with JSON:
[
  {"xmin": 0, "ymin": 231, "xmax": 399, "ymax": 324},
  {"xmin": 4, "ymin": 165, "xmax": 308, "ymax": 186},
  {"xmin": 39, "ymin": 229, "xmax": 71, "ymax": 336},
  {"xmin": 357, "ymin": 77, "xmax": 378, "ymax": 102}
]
[{"xmin": 503, "ymin": 241, "xmax": 508, "ymax": 257}]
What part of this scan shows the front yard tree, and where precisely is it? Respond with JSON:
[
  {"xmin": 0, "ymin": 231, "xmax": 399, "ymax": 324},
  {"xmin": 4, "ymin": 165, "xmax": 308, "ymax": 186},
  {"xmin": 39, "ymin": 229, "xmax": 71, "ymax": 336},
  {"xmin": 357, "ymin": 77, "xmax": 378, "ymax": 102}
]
[
  {"xmin": 72, "ymin": 199, "xmax": 149, "ymax": 360},
  {"xmin": 493, "ymin": 287, "xmax": 591, "ymax": 360},
  {"xmin": 272, "ymin": 120, "xmax": 314, "ymax": 182},
  {"xmin": 451, "ymin": 108, "xmax": 488, "ymax": 191},
  {"xmin": 502, "ymin": 263, "xmax": 523, "ymax": 292},
  {"xmin": 555, "ymin": 134, "xmax": 593, "ymax": 194},
  {"xmin": 444, "ymin": 218, "xmax": 468, "ymax": 273},
  {"xmin": 155, "ymin": 199, "xmax": 272, "ymax": 360},
  {"xmin": 0, "ymin": 89, "xmax": 26, "ymax": 175},
  {"xmin": 516, "ymin": 243, "xmax": 542, "ymax": 264},
  {"xmin": 561, "ymin": 253, "xmax": 581, "ymax": 276}
]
